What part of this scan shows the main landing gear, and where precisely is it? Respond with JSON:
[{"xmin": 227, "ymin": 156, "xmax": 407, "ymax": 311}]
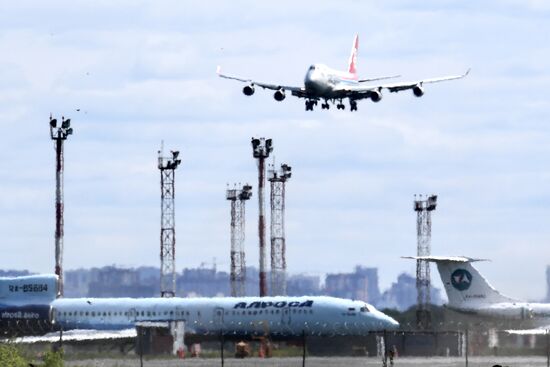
[
  {"xmin": 305, "ymin": 100, "xmax": 317, "ymax": 111},
  {"xmin": 305, "ymin": 99, "xmax": 357, "ymax": 111}
]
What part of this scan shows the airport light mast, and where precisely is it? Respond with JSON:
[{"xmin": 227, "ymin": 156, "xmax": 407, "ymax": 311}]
[
  {"xmin": 251, "ymin": 137, "xmax": 273, "ymax": 297},
  {"xmin": 49, "ymin": 115, "xmax": 73, "ymax": 298},
  {"xmin": 158, "ymin": 146, "xmax": 182, "ymax": 298},
  {"xmin": 414, "ymin": 194, "xmax": 437, "ymax": 329},
  {"xmin": 268, "ymin": 163, "xmax": 292, "ymax": 296},
  {"xmin": 226, "ymin": 184, "xmax": 253, "ymax": 297}
]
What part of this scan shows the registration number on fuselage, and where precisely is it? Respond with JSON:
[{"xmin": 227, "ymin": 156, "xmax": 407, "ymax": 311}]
[{"xmin": 8, "ymin": 284, "xmax": 49, "ymax": 293}]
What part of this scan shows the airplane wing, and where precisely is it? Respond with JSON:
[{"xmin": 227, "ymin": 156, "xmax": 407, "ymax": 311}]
[
  {"xmin": 13, "ymin": 329, "xmax": 137, "ymax": 343},
  {"xmin": 358, "ymin": 75, "xmax": 401, "ymax": 83},
  {"xmin": 505, "ymin": 328, "xmax": 550, "ymax": 335},
  {"xmin": 216, "ymin": 66, "xmax": 307, "ymax": 96},
  {"xmin": 380, "ymin": 69, "xmax": 470, "ymax": 93},
  {"xmin": 335, "ymin": 69, "xmax": 470, "ymax": 99}
]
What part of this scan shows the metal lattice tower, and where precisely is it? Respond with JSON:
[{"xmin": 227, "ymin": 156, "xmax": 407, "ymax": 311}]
[
  {"xmin": 268, "ymin": 163, "xmax": 292, "ymax": 296},
  {"xmin": 414, "ymin": 194, "xmax": 437, "ymax": 329},
  {"xmin": 251, "ymin": 137, "xmax": 273, "ymax": 297},
  {"xmin": 49, "ymin": 115, "xmax": 73, "ymax": 298},
  {"xmin": 158, "ymin": 147, "xmax": 182, "ymax": 298},
  {"xmin": 226, "ymin": 184, "xmax": 253, "ymax": 297}
]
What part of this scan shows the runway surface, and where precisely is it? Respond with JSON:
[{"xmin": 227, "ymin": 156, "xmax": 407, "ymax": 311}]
[{"xmin": 64, "ymin": 356, "xmax": 550, "ymax": 367}]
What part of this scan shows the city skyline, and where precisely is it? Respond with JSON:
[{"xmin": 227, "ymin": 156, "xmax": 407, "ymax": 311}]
[{"xmin": 1, "ymin": 1, "xmax": 550, "ymax": 300}]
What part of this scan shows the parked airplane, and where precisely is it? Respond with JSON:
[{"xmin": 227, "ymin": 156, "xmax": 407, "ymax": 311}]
[
  {"xmin": 405, "ymin": 256, "xmax": 550, "ymax": 326},
  {"xmin": 0, "ymin": 274, "xmax": 398, "ymax": 338},
  {"xmin": 217, "ymin": 35, "xmax": 469, "ymax": 111}
]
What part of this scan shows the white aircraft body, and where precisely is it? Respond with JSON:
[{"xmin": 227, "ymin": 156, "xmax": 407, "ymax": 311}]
[
  {"xmin": 406, "ymin": 256, "xmax": 550, "ymax": 328},
  {"xmin": 218, "ymin": 35, "xmax": 469, "ymax": 111},
  {"xmin": 0, "ymin": 275, "xmax": 398, "ymax": 338}
]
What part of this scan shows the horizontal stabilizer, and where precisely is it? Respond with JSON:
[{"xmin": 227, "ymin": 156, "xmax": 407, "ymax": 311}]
[{"xmin": 402, "ymin": 255, "xmax": 489, "ymax": 263}]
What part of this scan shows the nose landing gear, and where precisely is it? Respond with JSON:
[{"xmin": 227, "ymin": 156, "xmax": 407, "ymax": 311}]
[{"xmin": 350, "ymin": 100, "xmax": 358, "ymax": 112}]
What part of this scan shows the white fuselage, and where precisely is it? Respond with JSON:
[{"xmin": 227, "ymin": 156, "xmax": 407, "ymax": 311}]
[
  {"xmin": 461, "ymin": 302, "xmax": 550, "ymax": 322},
  {"xmin": 52, "ymin": 296, "xmax": 398, "ymax": 337},
  {"xmin": 304, "ymin": 64, "xmax": 357, "ymax": 98}
]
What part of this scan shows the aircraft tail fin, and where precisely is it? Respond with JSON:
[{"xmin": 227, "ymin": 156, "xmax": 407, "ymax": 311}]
[
  {"xmin": 403, "ymin": 256, "xmax": 517, "ymax": 311},
  {"xmin": 347, "ymin": 34, "xmax": 359, "ymax": 76}
]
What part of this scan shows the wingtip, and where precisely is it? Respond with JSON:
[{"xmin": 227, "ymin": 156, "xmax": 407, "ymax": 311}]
[
  {"xmin": 216, "ymin": 65, "xmax": 221, "ymax": 75},
  {"xmin": 464, "ymin": 68, "xmax": 471, "ymax": 76}
]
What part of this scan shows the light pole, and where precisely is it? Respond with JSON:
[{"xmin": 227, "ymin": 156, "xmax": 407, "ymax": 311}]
[
  {"xmin": 251, "ymin": 137, "xmax": 273, "ymax": 297},
  {"xmin": 158, "ymin": 148, "xmax": 182, "ymax": 298},
  {"xmin": 49, "ymin": 115, "xmax": 73, "ymax": 297}
]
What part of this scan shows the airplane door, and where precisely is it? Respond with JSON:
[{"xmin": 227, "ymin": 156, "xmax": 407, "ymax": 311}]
[
  {"xmin": 214, "ymin": 307, "xmax": 224, "ymax": 326},
  {"xmin": 281, "ymin": 307, "xmax": 291, "ymax": 325},
  {"xmin": 128, "ymin": 308, "xmax": 138, "ymax": 323}
]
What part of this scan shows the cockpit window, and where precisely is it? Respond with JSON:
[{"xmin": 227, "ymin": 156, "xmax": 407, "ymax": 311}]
[
  {"xmin": 360, "ymin": 306, "xmax": 370, "ymax": 312},
  {"xmin": 309, "ymin": 65, "xmax": 315, "ymax": 71}
]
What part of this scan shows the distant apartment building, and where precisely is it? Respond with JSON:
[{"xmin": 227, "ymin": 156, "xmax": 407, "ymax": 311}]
[
  {"xmin": 377, "ymin": 272, "xmax": 443, "ymax": 311},
  {"xmin": 286, "ymin": 274, "xmax": 321, "ymax": 296},
  {"xmin": 65, "ymin": 266, "xmax": 158, "ymax": 298},
  {"xmin": 0, "ymin": 270, "xmax": 31, "ymax": 277},
  {"xmin": 177, "ymin": 266, "xmax": 230, "ymax": 297},
  {"xmin": 324, "ymin": 266, "xmax": 381, "ymax": 304}
]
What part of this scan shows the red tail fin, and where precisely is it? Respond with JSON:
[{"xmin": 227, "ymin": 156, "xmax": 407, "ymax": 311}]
[{"xmin": 347, "ymin": 34, "xmax": 359, "ymax": 75}]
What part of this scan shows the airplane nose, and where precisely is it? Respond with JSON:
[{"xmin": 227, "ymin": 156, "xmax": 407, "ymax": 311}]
[
  {"xmin": 373, "ymin": 311, "xmax": 399, "ymax": 330},
  {"xmin": 383, "ymin": 315, "xmax": 400, "ymax": 330}
]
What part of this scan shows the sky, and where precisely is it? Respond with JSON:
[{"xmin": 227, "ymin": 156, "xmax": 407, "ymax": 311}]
[{"xmin": 1, "ymin": 1, "xmax": 550, "ymax": 300}]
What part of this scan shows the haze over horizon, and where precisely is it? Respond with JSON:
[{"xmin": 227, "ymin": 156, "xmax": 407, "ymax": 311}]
[{"xmin": 1, "ymin": 1, "xmax": 550, "ymax": 301}]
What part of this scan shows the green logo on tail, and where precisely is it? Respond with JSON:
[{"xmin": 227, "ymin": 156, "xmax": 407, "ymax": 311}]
[{"xmin": 451, "ymin": 269, "xmax": 472, "ymax": 291}]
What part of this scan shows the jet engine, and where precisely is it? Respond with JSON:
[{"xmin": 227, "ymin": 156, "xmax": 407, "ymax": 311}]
[
  {"xmin": 243, "ymin": 85, "xmax": 255, "ymax": 96},
  {"xmin": 370, "ymin": 90, "xmax": 382, "ymax": 102},
  {"xmin": 274, "ymin": 89, "xmax": 286, "ymax": 101},
  {"xmin": 412, "ymin": 85, "xmax": 425, "ymax": 97}
]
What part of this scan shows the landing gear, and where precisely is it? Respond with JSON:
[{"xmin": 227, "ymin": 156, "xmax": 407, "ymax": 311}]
[
  {"xmin": 350, "ymin": 100, "xmax": 358, "ymax": 112},
  {"xmin": 336, "ymin": 100, "xmax": 345, "ymax": 110},
  {"xmin": 305, "ymin": 100, "xmax": 317, "ymax": 111},
  {"xmin": 321, "ymin": 102, "xmax": 330, "ymax": 110}
]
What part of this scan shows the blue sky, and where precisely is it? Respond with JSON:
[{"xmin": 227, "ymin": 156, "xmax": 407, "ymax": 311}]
[{"xmin": 1, "ymin": 1, "xmax": 550, "ymax": 300}]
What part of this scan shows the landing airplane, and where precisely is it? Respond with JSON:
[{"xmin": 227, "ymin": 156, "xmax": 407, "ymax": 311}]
[
  {"xmin": 0, "ymin": 274, "xmax": 398, "ymax": 339},
  {"xmin": 405, "ymin": 256, "xmax": 550, "ymax": 329},
  {"xmin": 217, "ymin": 35, "xmax": 469, "ymax": 111}
]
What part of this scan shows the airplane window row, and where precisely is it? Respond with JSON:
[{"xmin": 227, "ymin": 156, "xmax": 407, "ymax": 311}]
[
  {"xmin": 58, "ymin": 310, "xmax": 194, "ymax": 318},
  {"xmin": 225, "ymin": 309, "xmax": 314, "ymax": 316}
]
